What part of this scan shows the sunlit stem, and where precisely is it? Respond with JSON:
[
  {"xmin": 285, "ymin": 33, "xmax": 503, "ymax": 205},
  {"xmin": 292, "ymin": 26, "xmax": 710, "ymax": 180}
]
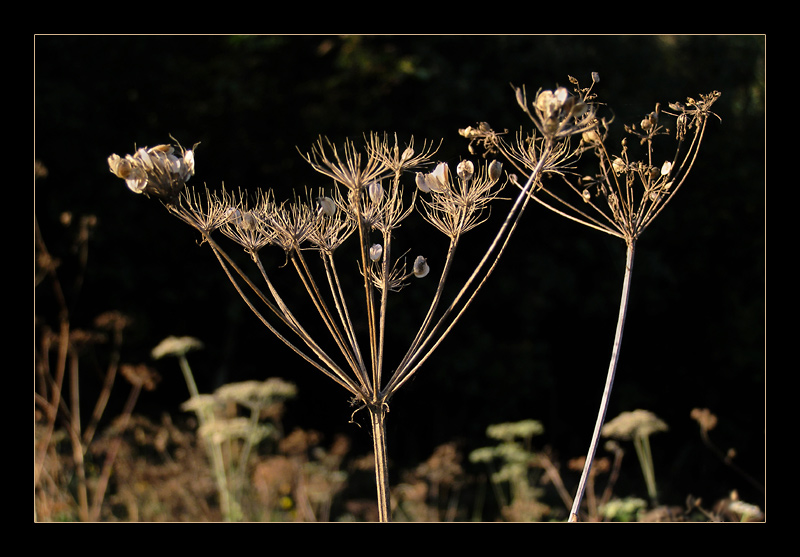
[
  {"xmin": 368, "ymin": 402, "xmax": 391, "ymax": 522},
  {"xmin": 569, "ymin": 239, "xmax": 635, "ymax": 522}
]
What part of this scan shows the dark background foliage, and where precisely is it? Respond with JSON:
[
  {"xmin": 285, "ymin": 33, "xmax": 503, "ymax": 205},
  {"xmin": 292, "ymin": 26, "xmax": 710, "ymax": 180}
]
[{"xmin": 35, "ymin": 35, "xmax": 765, "ymax": 510}]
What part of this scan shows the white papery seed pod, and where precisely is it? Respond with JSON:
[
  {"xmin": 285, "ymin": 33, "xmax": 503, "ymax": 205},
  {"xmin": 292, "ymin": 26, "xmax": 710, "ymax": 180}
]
[
  {"xmin": 413, "ymin": 256, "xmax": 429, "ymax": 278},
  {"xmin": 368, "ymin": 181, "xmax": 383, "ymax": 204},
  {"xmin": 488, "ymin": 160, "xmax": 503, "ymax": 182},
  {"xmin": 457, "ymin": 160, "xmax": 474, "ymax": 182},
  {"xmin": 316, "ymin": 196, "xmax": 336, "ymax": 217}
]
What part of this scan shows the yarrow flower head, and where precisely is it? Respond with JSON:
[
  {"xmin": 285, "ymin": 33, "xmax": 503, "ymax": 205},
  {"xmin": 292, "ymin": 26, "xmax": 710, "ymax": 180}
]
[{"xmin": 108, "ymin": 141, "xmax": 197, "ymax": 203}]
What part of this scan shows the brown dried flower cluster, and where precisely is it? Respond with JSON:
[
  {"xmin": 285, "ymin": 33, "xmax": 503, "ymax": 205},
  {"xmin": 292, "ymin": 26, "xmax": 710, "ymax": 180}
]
[{"xmin": 108, "ymin": 142, "xmax": 197, "ymax": 203}]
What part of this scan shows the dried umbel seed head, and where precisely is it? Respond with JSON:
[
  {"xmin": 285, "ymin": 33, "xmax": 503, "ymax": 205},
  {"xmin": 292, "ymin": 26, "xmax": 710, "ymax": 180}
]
[{"xmin": 108, "ymin": 142, "xmax": 196, "ymax": 203}]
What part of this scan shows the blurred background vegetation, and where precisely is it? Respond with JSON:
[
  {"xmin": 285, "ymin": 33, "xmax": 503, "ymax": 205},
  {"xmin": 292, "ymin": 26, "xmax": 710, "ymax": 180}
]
[{"xmin": 34, "ymin": 35, "xmax": 764, "ymax": 518}]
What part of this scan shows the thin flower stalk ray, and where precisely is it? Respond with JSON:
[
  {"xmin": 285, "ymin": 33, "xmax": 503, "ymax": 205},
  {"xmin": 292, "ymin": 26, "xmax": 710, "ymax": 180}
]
[
  {"xmin": 393, "ymin": 159, "xmax": 505, "ymax": 376},
  {"xmin": 201, "ymin": 232, "xmax": 360, "ymax": 395},
  {"xmin": 393, "ymin": 236, "xmax": 460, "ymax": 377},
  {"xmin": 383, "ymin": 152, "xmax": 549, "ymax": 397},
  {"xmin": 249, "ymin": 249, "xmax": 364, "ymax": 387},
  {"xmin": 287, "ymin": 246, "xmax": 368, "ymax": 389},
  {"xmin": 321, "ymin": 253, "xmax": 369, "ymax": 385}
]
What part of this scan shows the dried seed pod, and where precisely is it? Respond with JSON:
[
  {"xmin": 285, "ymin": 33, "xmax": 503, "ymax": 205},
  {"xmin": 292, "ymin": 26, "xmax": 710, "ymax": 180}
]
[
  {"xmin": 431, "ymin": 162, "xmax": 449, "ymax": 189},
  {"xmin": 400, "ymin": 146, "xmax": 414, "ymax": 164},
  {"xmin": 488, "ymin": 159, "xmax": 503, "ymax": 182},
  {"xmin": 457, "ymin": 160, "xmax": 475, "ymax": 182},
  {"xmin": 570, "ymin": 100, "xmax": 587, "ymax": 118},
  {"xmin": 368, "ymin": 181, "xmax": 383, "ymax": 204},
  {"xmin": 413, "ymin": 256, "xmax": 429, "ymax": 278},
  {"xmin": 370, "ymin": 244, "xmax": 383, "ymax": 262},
  {"xmin": 415, "ymin": 172, "xmax": 432, "ymax": 193},
  {"xmin": 316, "ymin": 196, "xmax": 336, "ymax": 217},
  {"xmin": 240, "ymin": 210, "xmax": 257, "ymax": 231}
]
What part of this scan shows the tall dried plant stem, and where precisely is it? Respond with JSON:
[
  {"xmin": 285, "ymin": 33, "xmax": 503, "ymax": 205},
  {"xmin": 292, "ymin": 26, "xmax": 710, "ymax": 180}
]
[
  {"xmin": 369, "ymin": 403, "xmax": 391, "ymax": 522},
  {"xmin": 569, "ymin": 239, "xmax": 635, "ymax": 522}
]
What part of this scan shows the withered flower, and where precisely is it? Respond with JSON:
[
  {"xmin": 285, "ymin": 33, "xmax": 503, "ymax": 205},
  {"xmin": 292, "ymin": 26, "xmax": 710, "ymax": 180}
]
[{"xmin": 108, "ymin": 141, "xmax": 197, "ymax": 203}]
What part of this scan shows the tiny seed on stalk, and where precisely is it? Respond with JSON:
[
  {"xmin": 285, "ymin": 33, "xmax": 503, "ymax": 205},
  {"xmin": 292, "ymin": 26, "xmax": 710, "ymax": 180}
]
[
  {"xmin": 368, "ymin": 181, "xmax": 383, "ymax": 204},
  {"xmin": 413, "ymin": 256, "xmax": 429, "ymax": 278},
  {"xmin": 457, "ymin": 160, "xmax": 475, "ymax": 182},
  {"xmin": 488, "ymin": 160, "xmax": 503, "ymax": 181},
  {"xmin": 317, "ymin": 196, "xmax": 336, "ymax": 217}
]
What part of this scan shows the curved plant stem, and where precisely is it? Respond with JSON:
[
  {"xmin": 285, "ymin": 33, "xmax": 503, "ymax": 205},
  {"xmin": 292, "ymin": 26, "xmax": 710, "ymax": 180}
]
[{"xmin": 569, "ymin": 239, "xmax": 635, "ymax": 522}]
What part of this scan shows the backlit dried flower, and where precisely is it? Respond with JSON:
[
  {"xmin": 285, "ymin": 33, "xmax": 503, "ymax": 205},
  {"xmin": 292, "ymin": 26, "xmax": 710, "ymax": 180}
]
[
  {"xmin": 108, "ymin": 142, "xmax": 197, "ymax": 203},
  {"xmin": 416, "ymin": 163, "xmax": 449, "ymax": 193}
]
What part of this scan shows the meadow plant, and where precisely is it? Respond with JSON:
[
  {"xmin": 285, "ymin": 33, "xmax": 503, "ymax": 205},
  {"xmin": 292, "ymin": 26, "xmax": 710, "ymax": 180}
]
[
  {"xmin": 35, "ymin": 202, "xmax": 161, "ymax": 521},
  {"xmin": 469, "ymin": 419, "xmax": 563, "ymax": 521},
  {"xmin": 392, "ymin": 442, "xmax": 465, "ymax": 522},
  {"xmin": 690, "ymin": 407, "xmax": 764, "ymax": 497},
  {"xmin": 466, "ymin": 74, "xmax": 720, "ymax": 521},
  {"xmin": 153, "ymin": 335, "xmax": 297, "ymax": 521},
  {"xmin": 601, "ymin": 409, "xmax": 668, "ymax": 507},
  {"xmin": 107, "ymin": 104, "xmax": 594, "ymax": 519}
]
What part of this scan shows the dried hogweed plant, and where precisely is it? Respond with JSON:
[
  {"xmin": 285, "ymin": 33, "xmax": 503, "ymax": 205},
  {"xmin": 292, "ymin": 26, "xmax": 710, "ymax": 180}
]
[
  {"xmin": 106, "ymin": 108, "xmax": 591, "ymax": 520},
  {"xmin": 466, "ymin": 73, "xmax": 721, "ymax": 521}
]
